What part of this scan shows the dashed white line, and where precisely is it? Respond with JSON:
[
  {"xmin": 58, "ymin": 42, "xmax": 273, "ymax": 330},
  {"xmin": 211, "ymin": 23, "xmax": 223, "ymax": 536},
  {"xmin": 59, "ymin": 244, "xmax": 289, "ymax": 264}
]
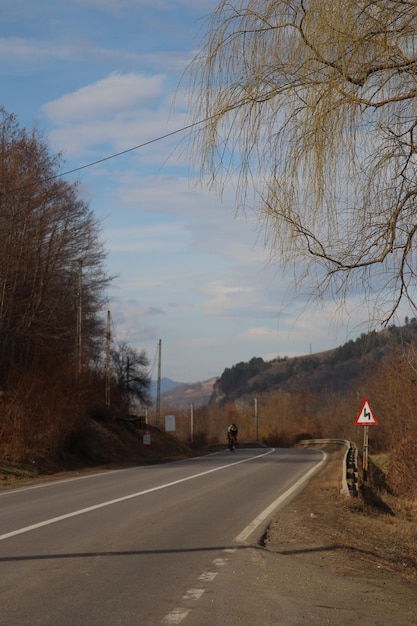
[
  {"xmin": 198, "ymin": 571, "xmax": 217, "ymax": 583},
  {"xmin": 212, "ymin": 557, "xmax": 228, "ymax": 567},
  {"xmin": 182, "ymin": 589, "xmax": 205, "ymax": 601},
  {"xmin": 162, "ymin": 608, "xmax": 190, "ymax": 625},
  {"xmin": 161, "ymin": 548, "xmax": 234, "ymax": 624}
]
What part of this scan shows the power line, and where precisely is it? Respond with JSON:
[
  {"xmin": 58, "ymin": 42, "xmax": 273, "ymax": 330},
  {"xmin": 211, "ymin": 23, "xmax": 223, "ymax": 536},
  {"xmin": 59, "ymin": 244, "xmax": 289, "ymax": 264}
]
[
  {"xmin": 47, "ymin": 117, "xmax": 205, "ymax": 181},
  {"xmin": 0, "ymin": 116, "xmax": 209, "ymax": 203},
  {"xmin": 4, "ymin": 90, "xmax": 273, "ymax": 194},
  {"xmin": 48, "ymin": 91, "xmax": 264, "ymax": 181}
]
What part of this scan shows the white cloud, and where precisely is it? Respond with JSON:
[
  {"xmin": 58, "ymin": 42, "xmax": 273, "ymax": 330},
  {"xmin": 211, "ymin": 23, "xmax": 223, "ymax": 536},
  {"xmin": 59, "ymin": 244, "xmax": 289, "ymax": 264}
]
[
  {"xmin": 41, "ymin": 70, "xmax": 189, "ymax": 160},
  {"xmin": 106, "ymin": 298, "xmax": 162, "ymax": 345},
  {"xmin": 200, "ymin": 279, "xmax": 274, "ymax": 318},
  {"xmin": 237, "ymin": 327, "xmax": 279, "ymax": 342},
  {"xmin": 43, "ymin": 73, "xmax": 166, "ymax": 123},
  {"xmin": 31, "ymin": 14, "xmax": 193, "ymax": 163},
  {"xmin": 0, "ymin": 35, "xmax": 190, "ymax": 76}
]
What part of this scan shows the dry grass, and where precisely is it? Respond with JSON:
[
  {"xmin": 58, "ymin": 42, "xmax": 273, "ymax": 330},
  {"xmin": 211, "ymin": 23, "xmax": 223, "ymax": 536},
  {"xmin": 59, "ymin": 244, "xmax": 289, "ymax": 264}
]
[
  {"xmin": 0, "ymin": 421, "xmax": 195, "ymax": 490},
  {"xmin": 265, "ymin": 443, "xmax": 417, "ymax": 582}
]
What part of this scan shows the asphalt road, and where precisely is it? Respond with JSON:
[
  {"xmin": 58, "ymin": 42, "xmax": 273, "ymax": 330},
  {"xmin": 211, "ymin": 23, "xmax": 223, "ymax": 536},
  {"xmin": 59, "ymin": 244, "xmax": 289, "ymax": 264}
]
[{"xmin": 0, "ymin": 447, "xmax": 324, "ymax": 625}]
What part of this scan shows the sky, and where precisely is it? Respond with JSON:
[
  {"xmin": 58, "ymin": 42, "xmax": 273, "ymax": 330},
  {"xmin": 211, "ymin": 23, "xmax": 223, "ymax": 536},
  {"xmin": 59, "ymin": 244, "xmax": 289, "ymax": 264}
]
[{"xmin": 0, "ymin": 0, "xmax": 395, "ymax": 383}]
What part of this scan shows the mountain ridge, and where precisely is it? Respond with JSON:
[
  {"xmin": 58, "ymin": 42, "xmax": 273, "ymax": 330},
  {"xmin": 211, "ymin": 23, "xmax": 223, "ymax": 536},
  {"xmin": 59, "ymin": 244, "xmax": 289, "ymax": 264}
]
[{"xmin": 159, "ymin": 322, "xmax": 417, "ymax": 409}]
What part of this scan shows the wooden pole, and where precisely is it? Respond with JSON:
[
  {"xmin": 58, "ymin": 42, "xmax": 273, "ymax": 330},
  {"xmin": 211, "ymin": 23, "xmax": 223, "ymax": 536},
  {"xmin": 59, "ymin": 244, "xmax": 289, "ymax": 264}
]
[
  {"xmin": 105, "ymin": 310, "xmax": 111, "ymax": 406},
  {"xmin": 156, "ymin": 339, "xmax": 161, "ymax": 428},
  {"xmin": 76, "ymin": 259, "xmax": 83, "ymax": 375}
]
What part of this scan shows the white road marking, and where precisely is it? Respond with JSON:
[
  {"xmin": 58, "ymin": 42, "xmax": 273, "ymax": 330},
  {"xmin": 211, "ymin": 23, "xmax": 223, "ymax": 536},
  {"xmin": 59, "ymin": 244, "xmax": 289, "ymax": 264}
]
[
  {"xmin": 162, "ymin": 608, "xmax": 190, "ymax": 624},
  {"xmin": 0, "ymin": 449, "xmax": 275, "ymax": 542},
  {"xmin": 212, "ymin": 557, "xmax": 228, "ymax": 567},
  {"xmin": 234, "ymin": 450, "xmax": 327, "ymax": 543},
  {"xmin": 198, "ymin": 571, "xmax": 217, "ymax": 582},
  {"xmin": 182, "ymin": 588, "xmax": 205, "ymax": 601},
  {"xmin": 163, "ymin": 553, "xmax": 230, "ymax": 623}
]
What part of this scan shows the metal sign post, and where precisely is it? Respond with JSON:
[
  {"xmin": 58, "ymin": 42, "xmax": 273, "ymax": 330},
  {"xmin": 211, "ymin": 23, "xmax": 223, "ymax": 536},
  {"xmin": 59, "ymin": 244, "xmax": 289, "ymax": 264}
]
[{"xmin": 362, "ymin": 425, "xmax": 369, "ymax": 482}]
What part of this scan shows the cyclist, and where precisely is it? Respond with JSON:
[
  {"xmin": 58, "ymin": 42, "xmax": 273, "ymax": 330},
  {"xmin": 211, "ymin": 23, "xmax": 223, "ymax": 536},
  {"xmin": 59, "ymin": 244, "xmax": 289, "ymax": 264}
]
[{"xmin": 227, "ymin": 423, "xmax": 238, "ymax": 450}]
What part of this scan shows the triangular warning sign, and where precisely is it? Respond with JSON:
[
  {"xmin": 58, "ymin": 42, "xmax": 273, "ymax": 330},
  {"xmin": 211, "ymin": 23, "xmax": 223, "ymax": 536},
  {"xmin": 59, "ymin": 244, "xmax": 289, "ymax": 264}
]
[{"xmin": 355, "ymin": 398, "xmax": 378, "ymax": 425}]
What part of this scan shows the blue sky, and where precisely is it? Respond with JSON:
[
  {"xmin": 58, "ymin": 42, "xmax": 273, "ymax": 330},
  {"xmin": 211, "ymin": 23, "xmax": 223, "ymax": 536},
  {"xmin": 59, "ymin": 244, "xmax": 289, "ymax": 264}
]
[{"xmin": 1, "ymin": 0, "xmax": 383, "ymax": 383}]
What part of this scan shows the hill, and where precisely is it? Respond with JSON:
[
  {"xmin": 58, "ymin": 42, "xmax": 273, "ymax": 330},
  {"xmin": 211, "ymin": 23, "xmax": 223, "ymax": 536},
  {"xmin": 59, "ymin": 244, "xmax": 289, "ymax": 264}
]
[
  {"xmin": 150, "ymin": 377, "xmax": 184, "ymax": 397},
  {"xmin": 160, "ymin": 377, "xmax": 217, "ymax": 409},
  {"xmin": 161, "ymin": 322, "xmax": 417, "ymax": 408}
]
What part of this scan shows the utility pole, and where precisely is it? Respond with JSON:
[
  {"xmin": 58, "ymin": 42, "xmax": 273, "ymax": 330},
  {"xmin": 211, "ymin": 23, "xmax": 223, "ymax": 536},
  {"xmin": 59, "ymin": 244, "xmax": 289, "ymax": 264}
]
[
  {"xmin": 156, "ymin": 339, "xmax": 161, "ymax": 428},
  {"xmin": 254, "ymin": 397, "xmax": 259, "ymax": 442},
  {"xmin": 105, "ymin": 310, "xmax": 111, "ymax": 406},
  {"xmin": 126, "ymin": 355, "xmax": 130, "ymax": 409},
  {"xmin": 76, "ymin": 259, "xmax": 83, "ymax": 375}
]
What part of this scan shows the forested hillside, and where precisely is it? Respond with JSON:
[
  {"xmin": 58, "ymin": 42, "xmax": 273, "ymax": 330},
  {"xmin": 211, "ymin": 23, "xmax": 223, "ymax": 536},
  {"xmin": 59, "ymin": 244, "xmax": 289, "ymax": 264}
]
[{"xmin": 212, "ymin": 322, "xmax": 417, "ymax": 402}]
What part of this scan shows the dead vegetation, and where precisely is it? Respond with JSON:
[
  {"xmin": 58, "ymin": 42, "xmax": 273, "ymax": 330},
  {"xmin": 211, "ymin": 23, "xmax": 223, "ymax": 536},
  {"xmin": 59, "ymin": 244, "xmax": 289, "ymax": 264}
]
[
  {"xmin": 265, "ymin": 444, "xmax": 417, "ymax": 582},
  {"xmin": 0, "ymin": 421, "xmax": 194, "ymax": 490}
]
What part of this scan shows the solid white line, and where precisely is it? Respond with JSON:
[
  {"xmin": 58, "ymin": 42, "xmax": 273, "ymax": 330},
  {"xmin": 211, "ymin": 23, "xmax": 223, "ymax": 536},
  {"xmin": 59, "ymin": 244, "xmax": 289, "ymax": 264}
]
[
  {"xmin": 0, "ymin": 449, "xmax": 275, "ymax": 542},
  {"xmin": 234, "ymin": 450, "xmax": 327, "ymax": 544},
  {"xmin": 0, "ymin": 452, "xmax": 225, "ymax": 498}
]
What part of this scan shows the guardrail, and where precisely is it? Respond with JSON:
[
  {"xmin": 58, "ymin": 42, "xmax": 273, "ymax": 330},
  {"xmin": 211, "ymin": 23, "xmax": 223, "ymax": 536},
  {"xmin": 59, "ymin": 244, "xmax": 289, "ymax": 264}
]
[
  {"xmin": 345, "ymin": 442, "xmax": 359, "ymax": 496},
  {"xmin": 296, "ymin": 438, "xmax": 359, "ymax": 497}
]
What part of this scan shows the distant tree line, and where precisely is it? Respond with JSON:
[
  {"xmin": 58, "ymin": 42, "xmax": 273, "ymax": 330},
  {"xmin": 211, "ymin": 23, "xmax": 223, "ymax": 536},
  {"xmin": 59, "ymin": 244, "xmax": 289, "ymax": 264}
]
[
  {"xmin": 217, "ymin": 357, "xmax": 270, "ymax": 395},
  {"xmin": 330, "ymin": 325, "xmax": 417, "ymax": 364}
]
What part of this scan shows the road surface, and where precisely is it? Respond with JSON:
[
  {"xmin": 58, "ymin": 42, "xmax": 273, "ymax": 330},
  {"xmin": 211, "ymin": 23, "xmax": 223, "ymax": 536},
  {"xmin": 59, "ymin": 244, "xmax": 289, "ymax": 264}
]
[{"xmin": 0, "ymin": 447, "xmax": 324, "ymax": 625}]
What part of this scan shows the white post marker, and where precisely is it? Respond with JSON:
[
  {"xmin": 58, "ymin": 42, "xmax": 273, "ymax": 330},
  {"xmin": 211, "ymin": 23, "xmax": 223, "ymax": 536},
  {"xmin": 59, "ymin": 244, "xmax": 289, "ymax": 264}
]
[{"xmin": 355, "ymin": 398, "xmax": 378, "ymax": 482}]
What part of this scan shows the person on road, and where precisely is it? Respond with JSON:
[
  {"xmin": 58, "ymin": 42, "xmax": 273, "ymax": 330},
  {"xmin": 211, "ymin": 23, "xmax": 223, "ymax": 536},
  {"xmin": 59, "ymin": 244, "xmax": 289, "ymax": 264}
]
[{"xmin": 227, "ymin": 423, "xmax": 238, "ymax": 449}]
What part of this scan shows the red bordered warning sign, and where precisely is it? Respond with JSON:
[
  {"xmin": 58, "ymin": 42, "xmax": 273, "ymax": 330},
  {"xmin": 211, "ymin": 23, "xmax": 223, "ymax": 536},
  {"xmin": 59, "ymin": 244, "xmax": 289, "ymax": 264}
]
[{"xmin": 355, "ymin": 398, "xmax": 378, "ymax": 425}]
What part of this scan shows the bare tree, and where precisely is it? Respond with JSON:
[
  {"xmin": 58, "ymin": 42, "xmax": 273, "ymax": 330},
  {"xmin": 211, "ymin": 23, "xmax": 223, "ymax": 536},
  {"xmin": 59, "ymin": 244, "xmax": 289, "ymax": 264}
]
[
  {"xmin": 110, "ymin": 342, "xmax": 151, "ymax": 407},
  {"xmin": 0, "ymin": 108, "xmax": 111, "ymax": 383},
  {"xmin": 187, "ymin": 1, "xmax": 417, "ymax": 322}
]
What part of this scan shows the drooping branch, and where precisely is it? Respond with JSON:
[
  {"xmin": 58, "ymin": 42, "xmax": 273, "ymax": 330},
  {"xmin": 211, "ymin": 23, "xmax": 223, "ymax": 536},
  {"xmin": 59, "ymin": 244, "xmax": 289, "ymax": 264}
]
[{"xmin": 186, "ymin": 0, "xmax": 417, "ymax": 320}]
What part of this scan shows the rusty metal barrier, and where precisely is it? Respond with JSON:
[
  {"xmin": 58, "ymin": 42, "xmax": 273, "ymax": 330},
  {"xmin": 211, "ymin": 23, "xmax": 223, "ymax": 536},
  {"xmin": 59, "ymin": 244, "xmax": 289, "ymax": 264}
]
[{"xmin": 296, "ymin": 439, "xmax": 359, "ymax": 497}]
